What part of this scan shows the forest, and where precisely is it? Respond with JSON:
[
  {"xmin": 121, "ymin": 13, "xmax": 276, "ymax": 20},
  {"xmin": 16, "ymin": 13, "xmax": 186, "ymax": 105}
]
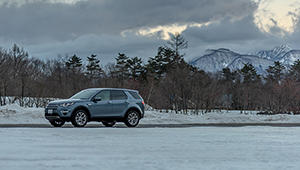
[{"xmin": 0, "ymin": 34, "xmax": 300, "ymax": 114}]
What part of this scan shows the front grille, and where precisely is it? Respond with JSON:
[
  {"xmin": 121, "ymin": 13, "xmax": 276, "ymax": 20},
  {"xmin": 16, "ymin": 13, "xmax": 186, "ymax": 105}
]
[{"xmin": 45, "ymin": 104, "xmax": 58, "ymax": 116}]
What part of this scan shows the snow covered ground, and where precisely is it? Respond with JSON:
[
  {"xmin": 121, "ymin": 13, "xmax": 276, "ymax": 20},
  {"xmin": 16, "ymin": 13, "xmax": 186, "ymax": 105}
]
[
  {"xmin": 1, "ymin": 127, "xmax": 300, "ymax": 170},
  {"xmin": 1, "ymin": 104, "xmax": 300, "ymax": 169},
  {"xmin": 1, "ymin": 104, "xmax": 300, "ymax": 124},
  {"xmin": 143, "ymin": 109, "xmax": 300, "ymax": 124},
  {"xmin": 0, "ymin": 104, "xmax": 47, "ymax": 124}
]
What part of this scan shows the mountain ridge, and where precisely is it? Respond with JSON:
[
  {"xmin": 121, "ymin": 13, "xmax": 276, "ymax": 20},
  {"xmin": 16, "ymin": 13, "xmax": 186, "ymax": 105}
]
[{"xmin": 189, "ymin": 45, "xmax": 300, "ymax": 74}]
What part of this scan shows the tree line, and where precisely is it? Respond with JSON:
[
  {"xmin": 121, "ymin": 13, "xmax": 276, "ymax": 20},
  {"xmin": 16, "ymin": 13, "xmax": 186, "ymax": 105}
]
[{"xmin": 1, "ymin": 34, "xmax": 300, "ymax": 114}]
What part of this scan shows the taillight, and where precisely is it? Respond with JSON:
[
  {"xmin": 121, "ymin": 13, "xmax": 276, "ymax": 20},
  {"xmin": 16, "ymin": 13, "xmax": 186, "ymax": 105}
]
[{"xmin": 142, "ymin": 101, "xmax": 145, "ymax": 105}]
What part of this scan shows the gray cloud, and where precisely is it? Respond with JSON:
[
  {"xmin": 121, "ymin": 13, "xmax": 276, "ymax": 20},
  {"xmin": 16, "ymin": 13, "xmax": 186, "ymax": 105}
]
[
  {"xmin": 184, "ymin": 15, "xmax": 266, "ymax": 44},
  {"xmin": 26, "ymin": 33, "xmax": 164, "ymax": 64},
  {"xmin": 1, "ymin": 0, "xmax": 300, "ymax": 64},
  {"xmin": 0, "ymin": 0, "xmax": 257, "ymax": 43},
  {"xmin": 182, "ymin": 14, "xmax": 293, "ymax": 62}
]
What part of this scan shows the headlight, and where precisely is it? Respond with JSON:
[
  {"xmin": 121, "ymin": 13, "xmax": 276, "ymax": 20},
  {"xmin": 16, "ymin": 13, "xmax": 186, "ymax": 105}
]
[{"xmin": 60, "ymin": 102, "xmax": 75, "ymax": 107}]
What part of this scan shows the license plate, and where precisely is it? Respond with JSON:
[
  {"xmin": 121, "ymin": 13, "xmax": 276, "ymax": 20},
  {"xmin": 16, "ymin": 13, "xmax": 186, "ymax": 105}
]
[{"xmin": 47, "ymin": 109, "xmax": 53, "ymax": 114}]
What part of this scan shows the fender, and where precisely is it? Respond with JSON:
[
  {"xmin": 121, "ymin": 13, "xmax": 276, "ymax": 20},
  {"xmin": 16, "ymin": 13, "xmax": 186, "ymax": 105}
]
[
  {"xmin": 125, "ymin": 106, "xmax": 143, "ymax": 117},
  {"xmin": 72, "ymin": 105, "xmax": 92, "ymax": 118}
]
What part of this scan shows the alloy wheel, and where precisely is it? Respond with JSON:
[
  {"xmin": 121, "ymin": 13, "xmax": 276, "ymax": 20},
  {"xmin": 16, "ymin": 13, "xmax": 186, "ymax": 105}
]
[{"xmin": 75, "ymin": 111, "xmax": 87, "ymax": 126}]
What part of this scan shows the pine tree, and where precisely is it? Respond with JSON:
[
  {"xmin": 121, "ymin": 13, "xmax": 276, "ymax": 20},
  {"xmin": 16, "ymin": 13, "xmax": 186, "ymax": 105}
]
[
  {"xmin": 222, "ymin": 67, "xmax": 237, "ymax": 82},
  {"xmin": 66, "ymin": 54, "xmax": 82, "ymax": 70},
  {"xmin": 146, "ymin": 47, "xmax": 172, "ymax": 79},
  {"xmin": 289, "ymin": 60, "xmax": 300, "ymax": 81},
  {"xmin": 127, "ymin": 57, "xmax": 143, "ymax": 80},
  {"xmin": 167, "ymin": 33, "xmax": 188, "ymax": 63},
  {"xmin": 113, "ymin": 53, "xmax": 130, "ymax": 80},
  {"xmin": 167, "ymin": 33, "xmax": 188, "ymax": 56},
  {"xmin": 240, "ymin": 63, "xmax": 260, "ymax": 83},
  {"xmin": 65, "ymin": 54, "xmax": 83, "ymax": 91},
  {"xmin": 86, "ymin": 54, "xmax": 103, "ymax": 79},
  {"xmin": 266, "ymin": 61, "xmax": 285, "ymax": 82}
]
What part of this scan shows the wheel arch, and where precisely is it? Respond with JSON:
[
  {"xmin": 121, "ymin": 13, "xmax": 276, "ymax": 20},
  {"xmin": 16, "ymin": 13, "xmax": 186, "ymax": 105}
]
[
  {"xmin": 72, "ymin": 105, "xmax": 91, "ymax": 120},
  {"xmin": 125, "ymin": 107, "xmax": 142, "ymax": 117}
]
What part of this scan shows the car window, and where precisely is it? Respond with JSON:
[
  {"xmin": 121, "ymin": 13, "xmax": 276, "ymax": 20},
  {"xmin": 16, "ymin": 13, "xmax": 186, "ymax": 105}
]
[
  {"xmin": 94, "ymin": 90, "xmax": 110, "ymax": 101},
  {"xmin": 128, "ymin": 91, "xmax": 141, "ymax": 100},
  {"xmin": 71, "ymin": 89, "xmax": 99, "ymax": 99},
  {"xmin": 111, "ymin": 90, "xmax": 127, "ymax": 100}
]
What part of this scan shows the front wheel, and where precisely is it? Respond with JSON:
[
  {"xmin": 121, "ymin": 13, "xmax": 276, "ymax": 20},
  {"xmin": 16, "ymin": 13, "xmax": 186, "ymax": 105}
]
[
  {"xmin": 102, "ymin": 121, "xmax": 116, "ymax": 127},
  {"xmin": 49, "ymin": 120, "xmax": 65, "ymax": 127},
  {"xmin": 71, "ymin": 110, "xmax": 88, "ymax": 127},
  {"xmin": 124, "ymin": 110, "xmax": 140, "ymax": 127}
]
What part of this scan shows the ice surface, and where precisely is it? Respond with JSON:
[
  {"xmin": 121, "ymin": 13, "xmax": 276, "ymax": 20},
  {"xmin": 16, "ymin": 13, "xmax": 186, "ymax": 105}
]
[{"xmin": 1, "ymin": 127, "xmax": 300, "ymax": 170}]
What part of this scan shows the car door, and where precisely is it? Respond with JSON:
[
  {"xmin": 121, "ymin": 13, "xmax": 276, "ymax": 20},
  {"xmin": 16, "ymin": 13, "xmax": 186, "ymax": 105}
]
[
  {"xmin": 110, "ymin": 90, "xmax": 129, "ymax": 117},
  {"xmin": 89, "ymin": 90, "xmax": 113, "ymax": 117}
]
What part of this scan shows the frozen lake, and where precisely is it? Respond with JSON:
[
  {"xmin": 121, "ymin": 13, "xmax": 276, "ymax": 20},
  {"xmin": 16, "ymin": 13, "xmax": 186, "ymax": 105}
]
[{"xmin": 1, "ymin": 127, "xmax": 300, "ymax": 170}]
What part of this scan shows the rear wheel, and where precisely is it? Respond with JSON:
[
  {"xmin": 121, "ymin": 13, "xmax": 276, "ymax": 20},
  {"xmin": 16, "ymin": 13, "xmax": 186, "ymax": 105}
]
[
  {"xmin": 124, "ymin": 110, "xmax": 140, "ymax": 127},
  {"xmin": 49, "ymin": 120, "xmax": 65, "ymax": 127},
  {"xmin": 71, "ymin": 110, "xmax": 88, "ymax": 127},
  {"xmin": 102, "ymin": 121, "xmax": 116, "ymax": 127}
]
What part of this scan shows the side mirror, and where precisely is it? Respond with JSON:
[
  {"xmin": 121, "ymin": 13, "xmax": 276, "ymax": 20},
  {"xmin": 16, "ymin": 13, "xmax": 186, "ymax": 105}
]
[{"xmin": 93, "ymin": 97, "xmax": 102, "ymax": 102}]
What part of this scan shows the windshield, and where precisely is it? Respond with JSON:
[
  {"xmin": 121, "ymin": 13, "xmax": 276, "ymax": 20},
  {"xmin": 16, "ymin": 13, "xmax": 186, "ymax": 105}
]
[{"xmin": 70, "ymin": 89, "xmax": 99, "ymax": 99}]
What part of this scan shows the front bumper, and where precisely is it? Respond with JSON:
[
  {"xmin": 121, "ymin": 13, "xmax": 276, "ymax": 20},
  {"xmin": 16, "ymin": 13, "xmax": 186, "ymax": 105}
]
[
  {"xmin": 45, "ymin": 115, "xmax": 62, "ymax": 121},
  {"xmin": 45, "ymin": 104, "xmax": 73, "ymax": 121}
]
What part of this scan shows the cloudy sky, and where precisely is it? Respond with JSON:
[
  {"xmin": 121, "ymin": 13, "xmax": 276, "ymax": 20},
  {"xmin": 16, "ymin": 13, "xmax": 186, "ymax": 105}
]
[{"xmin": 0, "ymin": 0, "xmax": 300, "ymax": 63}]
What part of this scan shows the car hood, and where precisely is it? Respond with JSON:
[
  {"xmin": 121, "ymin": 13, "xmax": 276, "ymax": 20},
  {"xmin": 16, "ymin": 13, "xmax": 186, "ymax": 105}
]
[{"xmin": 48, "ymin": 99, "xmax": 87, "ymax": 105}]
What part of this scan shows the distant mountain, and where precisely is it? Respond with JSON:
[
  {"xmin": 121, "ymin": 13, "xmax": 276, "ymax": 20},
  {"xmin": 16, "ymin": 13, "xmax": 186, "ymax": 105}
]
[
  {"xmin": 189, "ymin": 48, "xmax": 273, "ymax": 74},
  {"xmin": 279, "ymin": 50, "xmax": 300, "ymax": 65},
  {"xmin": 189, "ymin": 45, "xmax": 300, "ymax": 74},
  {"xmin": 255, "ymin": 44, "xmax": 292, "ymax": 61}
]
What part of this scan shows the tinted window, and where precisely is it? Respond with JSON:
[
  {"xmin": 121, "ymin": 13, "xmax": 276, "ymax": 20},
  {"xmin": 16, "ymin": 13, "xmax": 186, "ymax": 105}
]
[
  {"xmin": 94, "ymin": 90, "xmax": 110, "ymax": 101},
  {"xmin": 71, "ymin": 89, "xmax": 99, "ymax": 99},
  {"xmin": 111, "ymin": 90, "xmax": 127, "ymax": 100},
  {"xmin": 128, "ymin": 91, "xmax": 141, "ymax": 99}
]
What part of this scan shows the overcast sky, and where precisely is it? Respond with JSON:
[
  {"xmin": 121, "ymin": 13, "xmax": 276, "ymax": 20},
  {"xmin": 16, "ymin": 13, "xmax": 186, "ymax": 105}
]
[{"xmin": 0, "ymin": 0, "xmax": 300, "ymax": 63}]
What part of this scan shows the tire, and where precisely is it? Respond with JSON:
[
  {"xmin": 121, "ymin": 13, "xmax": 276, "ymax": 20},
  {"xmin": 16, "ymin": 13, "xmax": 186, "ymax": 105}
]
[
  {"xmin": 49, "ymin": 120, "xmax": 65, "ymax": 127},
  {"xmin": 102, "ymin": 121, "xmax": 116, "ymax": 127},
  {"xmin": 71, "ymin": 110, "xmax": 88, "ymax": 127},
  {"xmin": 124, "ymin": 110, "xmax": 140, "ymax": 127}
]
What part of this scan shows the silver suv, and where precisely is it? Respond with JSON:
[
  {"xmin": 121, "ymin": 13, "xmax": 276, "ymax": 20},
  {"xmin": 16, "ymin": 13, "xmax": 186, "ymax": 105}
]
[{"xmin": 45, "ymin": 88, "xmax": 145, "ymax": 127}]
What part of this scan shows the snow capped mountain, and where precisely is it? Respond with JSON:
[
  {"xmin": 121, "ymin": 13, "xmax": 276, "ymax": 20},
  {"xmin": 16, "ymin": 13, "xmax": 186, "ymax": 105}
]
[
  {"xmin": 279, "ymin": 50, "xmax": 300, "ymax": 65},
  {"xmin": 189, "ymin": 45, "xmax": 300, "ymax": 74},
  {"xmin": 255, "ymin": 44, "xmax": 292, "ymax": 60},
  {"xmin": 189, "ymin": 48, "xmax": 239, "ymax": 73},
  {"xmin": 189, "ymin": 48, "xmax": 273, "ymax": 74}
]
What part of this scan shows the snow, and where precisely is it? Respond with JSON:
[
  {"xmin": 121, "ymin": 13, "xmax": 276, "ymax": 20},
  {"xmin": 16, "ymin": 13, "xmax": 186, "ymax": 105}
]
[
  {"xmin": 1, "ymin": 104, "xmax": 300, "ymax": 169},
  {"xmin": 2, "ymin": 104, "xmax": 300, "ymax": 124},
  {"xmin": 0, "ymin": 104, "xmax": 47, "ymax": 124},
  {"xmin": 1, "ymin": 127, "xmax": 300, "ymax": 170}
]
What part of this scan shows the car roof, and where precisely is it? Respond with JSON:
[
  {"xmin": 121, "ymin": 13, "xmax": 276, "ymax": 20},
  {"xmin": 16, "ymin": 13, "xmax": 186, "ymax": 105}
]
[{"xmin": 84, "ymin": 88, "xmax": 139, "ymax": 93}]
